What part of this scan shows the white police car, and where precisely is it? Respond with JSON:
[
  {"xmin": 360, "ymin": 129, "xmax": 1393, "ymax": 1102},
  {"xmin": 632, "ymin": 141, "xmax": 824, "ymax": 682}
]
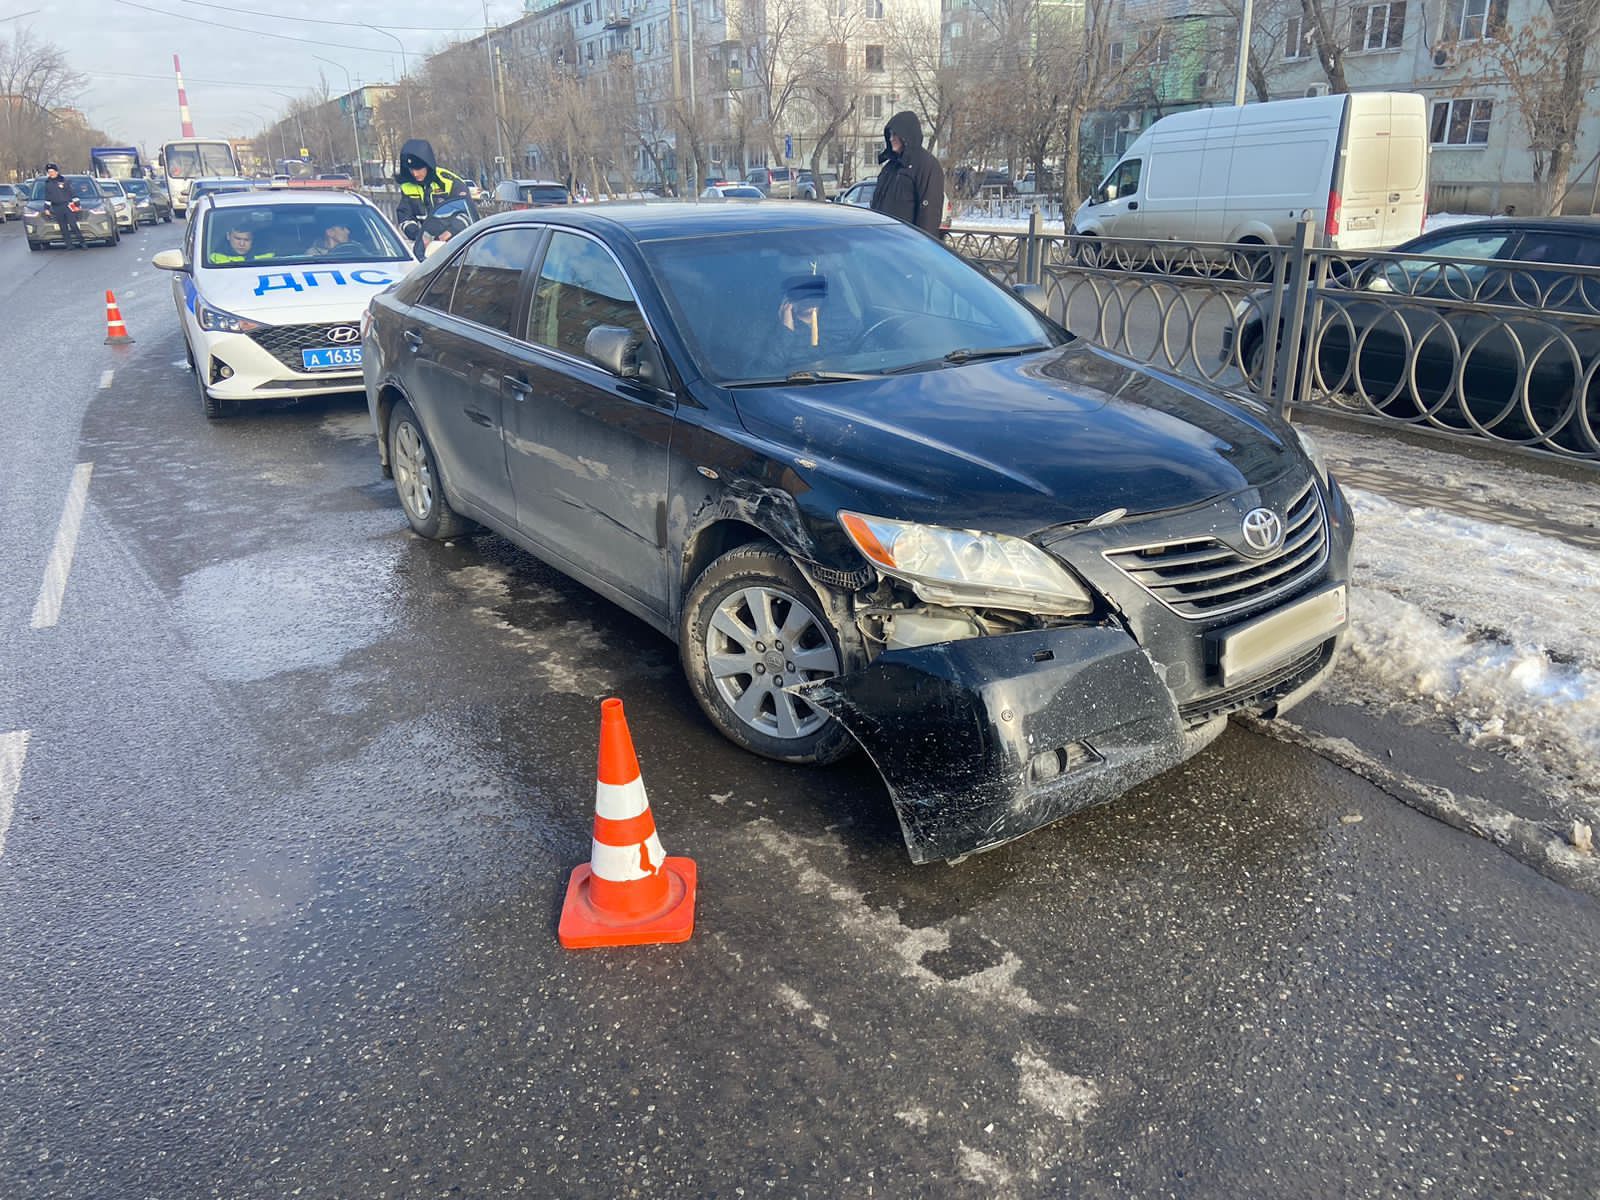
[{"xmin": 152, "ymin": 189, "xmax": 417, "ymax": 418}]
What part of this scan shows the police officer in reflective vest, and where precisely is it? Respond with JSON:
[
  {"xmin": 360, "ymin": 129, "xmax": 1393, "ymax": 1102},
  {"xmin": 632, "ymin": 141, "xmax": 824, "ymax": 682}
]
[{"xmin": 394, "ymin": 138, "xmax": 467, "ymax": 253}]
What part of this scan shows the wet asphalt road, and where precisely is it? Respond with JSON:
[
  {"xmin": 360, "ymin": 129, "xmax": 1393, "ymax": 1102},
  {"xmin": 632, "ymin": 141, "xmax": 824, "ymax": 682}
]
[{"xmin": 1, "ymin": 215, "xmax": 1597, "ymax": 1200}]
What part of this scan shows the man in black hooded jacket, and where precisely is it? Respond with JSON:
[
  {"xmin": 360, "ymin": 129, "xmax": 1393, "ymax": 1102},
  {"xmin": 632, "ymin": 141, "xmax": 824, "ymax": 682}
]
[
  {"xmin": 869, "ymin": 111, "xmax": 944, "ymax": 238},
  {"xmin": 393, "ymin": 138, "xmax": 468, "ymax": 251}
]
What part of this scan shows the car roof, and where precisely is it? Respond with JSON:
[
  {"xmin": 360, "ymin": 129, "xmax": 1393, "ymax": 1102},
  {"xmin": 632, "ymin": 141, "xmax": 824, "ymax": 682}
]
[
  {"xmin": 1411, "ymin": 216, "xmax": 1600, "ymax": 242},
  {"xmin": 203, "ymin": 189, "xmax": 376, "ymax": 209},
  {"xmin": 473, "ymin": 199, "xmax": 898, "ymax": 242}
]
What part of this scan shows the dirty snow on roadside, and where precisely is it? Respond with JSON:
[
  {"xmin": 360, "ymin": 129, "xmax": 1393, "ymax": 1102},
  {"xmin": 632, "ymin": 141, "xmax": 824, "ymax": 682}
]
[{"xmin": 1314, "ymin": 428, "xmax": 1600, "ymax": 813}]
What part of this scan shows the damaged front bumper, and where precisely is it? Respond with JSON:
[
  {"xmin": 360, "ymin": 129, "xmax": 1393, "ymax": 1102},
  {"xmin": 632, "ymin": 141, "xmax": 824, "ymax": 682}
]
[{"xmin": 796, "ymin": 621, "xmax": 1341, "ymax": 864}]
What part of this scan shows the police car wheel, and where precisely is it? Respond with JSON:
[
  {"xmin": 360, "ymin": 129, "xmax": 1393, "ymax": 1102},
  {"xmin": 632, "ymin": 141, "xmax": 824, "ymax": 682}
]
[
  {"xmin": 196, "ymin": 371, "xmax": 221, "ymax": 420},
  {"xmin": 389, "ymin": 400, "xmax": 470, "ymax": 540}
]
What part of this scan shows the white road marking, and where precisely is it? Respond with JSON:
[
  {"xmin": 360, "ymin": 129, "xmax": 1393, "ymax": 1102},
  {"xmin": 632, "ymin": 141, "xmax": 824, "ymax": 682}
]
[
  {"xmin": 0, "ymin": 730, "xmax": 30, "ymax": 859},
  {"xmin": 31, "ymin": 462, "xmax": 95, "ymax": 630},
  {"xmin": 99, "ymin": 369, "xmax": 114, "ymax": 389}
]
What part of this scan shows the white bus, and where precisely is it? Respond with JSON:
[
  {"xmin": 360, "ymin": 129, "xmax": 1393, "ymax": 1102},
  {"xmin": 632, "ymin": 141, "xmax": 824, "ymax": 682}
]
[{"xmin": 159, "ymin": 138, "xmax": 241, "ymax": 213}]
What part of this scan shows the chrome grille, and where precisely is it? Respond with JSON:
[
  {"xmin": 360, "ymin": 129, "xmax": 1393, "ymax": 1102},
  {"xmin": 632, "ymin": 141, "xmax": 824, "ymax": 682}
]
[
  {"xmin": 247, "ymin": 323, "xmax": 360, "ymax": 372},
  {"xmin": 1104, "ymin": 482, "xmax": 1327, "ymax": 618}
]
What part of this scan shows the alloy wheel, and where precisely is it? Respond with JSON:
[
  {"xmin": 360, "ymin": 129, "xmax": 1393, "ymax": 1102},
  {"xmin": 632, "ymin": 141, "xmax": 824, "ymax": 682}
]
[
  {"xmin": 392, "ymin": 420, "xmax": 435, "ymax": 521},
  {"xmin": 706, "ymin": 586, "xmax": 840, "ymax": 740}
]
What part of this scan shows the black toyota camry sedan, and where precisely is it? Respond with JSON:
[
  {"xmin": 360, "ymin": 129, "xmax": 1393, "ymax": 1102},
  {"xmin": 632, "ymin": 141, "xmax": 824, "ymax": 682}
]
[{"xmin": 362, "ymin": 202, "xmax": 1354, "ymax": 864}]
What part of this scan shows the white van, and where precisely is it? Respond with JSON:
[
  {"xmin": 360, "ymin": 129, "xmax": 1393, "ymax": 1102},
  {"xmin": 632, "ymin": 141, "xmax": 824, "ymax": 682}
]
[{"xmin": 1071, "ymin": 92, "xmax": 1428, "ymax": 251}]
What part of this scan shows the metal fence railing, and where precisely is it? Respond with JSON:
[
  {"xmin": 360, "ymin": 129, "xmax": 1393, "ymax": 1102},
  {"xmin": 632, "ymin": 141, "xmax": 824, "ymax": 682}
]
[{"xmin": 947, "ymin": 214, "xmax": 1600, "ymax": 462}]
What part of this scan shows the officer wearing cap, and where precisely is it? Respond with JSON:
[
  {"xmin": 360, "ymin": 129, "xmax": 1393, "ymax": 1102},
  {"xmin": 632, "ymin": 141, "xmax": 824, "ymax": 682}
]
[{"xmin": 43, "ymin": 163, "xmax": 87, "ymax": 249}]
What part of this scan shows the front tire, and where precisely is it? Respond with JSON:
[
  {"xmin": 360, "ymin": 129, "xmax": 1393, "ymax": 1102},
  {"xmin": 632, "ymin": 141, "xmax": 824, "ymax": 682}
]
[
  {"xmin": 388, "ymin": 400, "xmax": 471, "ymax": 539},
  {"xmin": 680, "ymin": 543, "xmax": 856, "ymax": 764}
]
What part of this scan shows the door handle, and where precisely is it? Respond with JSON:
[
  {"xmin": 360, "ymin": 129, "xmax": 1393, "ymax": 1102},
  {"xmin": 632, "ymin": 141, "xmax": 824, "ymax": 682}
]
[
  {"xmin": 403, "ymin": 330, "xmax": 424, "ymax": 351},
  {"xmin": 1128, "ymin": 201, "xmax": 1139, "ymax": 211},
  {"xmin": 502, "ymin": 374, "xmax": 533, "ymax": 398}
]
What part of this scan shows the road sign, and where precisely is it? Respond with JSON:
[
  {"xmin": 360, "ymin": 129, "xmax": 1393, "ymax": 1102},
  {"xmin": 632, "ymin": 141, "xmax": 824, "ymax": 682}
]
[{"xmin": 784, "ymin": 134, "xmax": 792, "ymax": 159}]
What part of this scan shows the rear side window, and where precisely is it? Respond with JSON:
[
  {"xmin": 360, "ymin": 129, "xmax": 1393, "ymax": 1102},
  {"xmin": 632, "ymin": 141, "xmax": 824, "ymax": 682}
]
[
  {"xmin": 446, "ymin": 227, "xmax": 543, "ymax": 333},
  {"xmin": 1513, "ymin": 231, "xmax": 1600, "ymax": 268},
  {"xmin": 527, "ymin": 231, "xmax": 647, "ymax": 360}
]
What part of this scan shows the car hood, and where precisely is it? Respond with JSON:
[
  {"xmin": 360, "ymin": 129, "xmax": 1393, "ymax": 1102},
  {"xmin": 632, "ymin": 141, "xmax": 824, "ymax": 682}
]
[
  {"xmin": 195, "ymin": 259, "xmax": 416, "ymax": 322},
  {"xmin": 730, "ymin": 343, "xmax": 1304, "ymax": 533}
]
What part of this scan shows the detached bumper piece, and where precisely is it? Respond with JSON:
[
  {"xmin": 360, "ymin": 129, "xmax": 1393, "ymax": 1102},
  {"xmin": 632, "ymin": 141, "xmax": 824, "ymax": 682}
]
[{"xmin": 795, "ymin": 624, "xmax": 1191, "ymax": 864}]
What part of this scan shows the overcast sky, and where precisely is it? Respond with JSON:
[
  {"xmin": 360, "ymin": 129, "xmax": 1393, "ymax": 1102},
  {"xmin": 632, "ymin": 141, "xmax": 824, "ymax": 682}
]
[{"xmin": 25, "ymin": 0, "xmax": 526, "ymax": 152}]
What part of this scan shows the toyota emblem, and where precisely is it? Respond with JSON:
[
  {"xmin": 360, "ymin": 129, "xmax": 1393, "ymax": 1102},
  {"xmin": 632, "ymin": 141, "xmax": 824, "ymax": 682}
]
[
  {"xmin": 327, "ymin": 325, "xmax": 360, "ymax": 344},
  {"xmin": 1241, "ymin": 507, "xmax": 1284, "ymax": 554}
]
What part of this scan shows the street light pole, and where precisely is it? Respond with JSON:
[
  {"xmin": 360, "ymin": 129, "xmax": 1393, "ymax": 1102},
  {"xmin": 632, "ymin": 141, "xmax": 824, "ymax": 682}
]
[
  {"xmin": 1233, "ymin": 0, "xmax": 1254, "ymax": 107},
  {"xmin": 366, "ymin": 25, "xmax": 414, "ymax": 129},
  {"xmin": 314, "ymin": 55, "xmax": 363, "ymax": 179},
  {"xmin": 483, "ymin": 1, "xmax": 508, "ymax": 182},
  {"xmin": 269, "ymin": 91, "xmax": 307, "ymax": 160}
]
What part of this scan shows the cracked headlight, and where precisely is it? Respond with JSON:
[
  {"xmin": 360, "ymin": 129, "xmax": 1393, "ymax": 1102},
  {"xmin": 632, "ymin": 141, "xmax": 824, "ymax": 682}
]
[
  {"xmin": 840, "ymin": 512, "xmax": 1095, "ymax": 616},
  {"xmin": 196, "ymin": 298, "xmax": 263, "ymax": 334}
]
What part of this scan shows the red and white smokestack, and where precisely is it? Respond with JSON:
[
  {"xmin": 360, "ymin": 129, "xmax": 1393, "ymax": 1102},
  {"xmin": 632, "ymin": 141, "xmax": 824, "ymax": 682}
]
[{"xmin": 174, "ymin": 53, "xmax": 195, "ymax": 138}]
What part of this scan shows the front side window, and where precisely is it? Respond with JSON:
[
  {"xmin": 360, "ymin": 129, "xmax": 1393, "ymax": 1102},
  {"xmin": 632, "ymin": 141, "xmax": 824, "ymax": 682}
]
[
  {"xmin": 1430, "ymin": 98, "xmax": 1492, "ymax": 145},
  {"xmin": 527, "ymin": 231, "xmax": 648, "ymax": 361},
  {"xmin": 1101, "ymin": 158, "xmax": 1141, "ymax": 201},
  {"xmin": 448, "ymin": 226, "xmax": 544, "ymax": 333}
]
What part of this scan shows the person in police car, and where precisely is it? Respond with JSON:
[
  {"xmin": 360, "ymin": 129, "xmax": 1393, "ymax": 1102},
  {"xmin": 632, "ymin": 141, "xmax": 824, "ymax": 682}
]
[
  {"xmin": 305, "ymin": 220, "xmax": 362, "ymax": 257},
  {"xmin": 393, "ymin": 138, "xmax": 467, "ymax": 252},
  {"xmin": 209, "ymin": 221, "xmax": 275, "ymax": 264}
]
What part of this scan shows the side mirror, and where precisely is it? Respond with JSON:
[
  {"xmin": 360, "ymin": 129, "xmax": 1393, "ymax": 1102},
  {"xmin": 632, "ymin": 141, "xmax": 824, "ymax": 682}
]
[
  {"xmin": 1012, "ymin": 282, "xmax": 1048, "ymax": 311},
  {"xmin": 152, "ymin": 248, "xmax": 187, "ymax": 271},
  {"xmin": 585, "ymin": 324, "xmax": 653, "ymax": 382},
  {"xmin": 1101, "ymin": 185, "xmax": 1118, "ymax": 203}
]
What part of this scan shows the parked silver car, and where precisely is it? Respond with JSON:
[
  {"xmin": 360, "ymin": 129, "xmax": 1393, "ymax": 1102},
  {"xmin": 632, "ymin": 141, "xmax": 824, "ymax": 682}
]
[
  {"xmin": 96, "ymin": 177, "xmax": 138, "ymax": 232},
  {"xmin": 0, "ymin": 183, "xmax": 22, "ymax": 221}
]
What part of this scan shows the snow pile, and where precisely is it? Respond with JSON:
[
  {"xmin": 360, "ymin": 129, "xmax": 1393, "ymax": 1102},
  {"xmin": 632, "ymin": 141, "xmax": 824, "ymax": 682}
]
[{"xmin": 1329, "ymin": 484, "xmax": 1600, "ymax": 807}]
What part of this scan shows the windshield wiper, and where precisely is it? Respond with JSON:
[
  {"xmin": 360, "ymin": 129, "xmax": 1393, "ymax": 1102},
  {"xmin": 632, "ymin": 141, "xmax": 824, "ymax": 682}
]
[
  {"xmin": 942, "ymin": 343, "xmax": 1049, "ymax": 364},
  {"xmin": 725, "ymin": 369, "xmax": 883, "ymax": 387},
  {"xmin": 884, "ymin": 343, "xmax": 1049, "ymax": 374}
]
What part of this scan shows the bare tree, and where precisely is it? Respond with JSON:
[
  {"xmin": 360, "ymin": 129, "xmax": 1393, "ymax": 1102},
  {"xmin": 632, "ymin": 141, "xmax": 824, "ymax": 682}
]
[
  {"xmin": 1448, "ymin": 0, "xmax": 1600, "ymax": 214},
  {"xmin": 0, "ymin": 27, "xmax": 86, "ymax": 178},
  {"xmin": 884, "ymin": 7, "xmax": 963, "ymax": 154}
]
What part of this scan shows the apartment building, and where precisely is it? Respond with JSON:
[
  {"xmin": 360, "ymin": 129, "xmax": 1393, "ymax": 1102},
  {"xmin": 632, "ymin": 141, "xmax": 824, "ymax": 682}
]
[{"xmin": 477, "ymin": 0, "xmax": 937, "ymax": 189}]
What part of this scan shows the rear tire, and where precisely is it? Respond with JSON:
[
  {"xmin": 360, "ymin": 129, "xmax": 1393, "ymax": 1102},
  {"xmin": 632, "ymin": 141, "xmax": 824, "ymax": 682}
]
[
  {"xmin": 388, "ymin": 400, "xmax": 471, "ymax": 539},
  {"xmin": 680, "ymin": 543, "xmax": 858, "ymax": 765}
]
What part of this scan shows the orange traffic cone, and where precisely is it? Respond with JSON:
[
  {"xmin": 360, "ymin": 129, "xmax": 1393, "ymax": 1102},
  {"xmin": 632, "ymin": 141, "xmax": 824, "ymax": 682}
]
[
  {"xmin": 104, "ymin": 290, "xmax": 134, "ymax": 345},
  {"xmin": 559, "ymin": 698, "xmax": 697, "ymax": 949}
]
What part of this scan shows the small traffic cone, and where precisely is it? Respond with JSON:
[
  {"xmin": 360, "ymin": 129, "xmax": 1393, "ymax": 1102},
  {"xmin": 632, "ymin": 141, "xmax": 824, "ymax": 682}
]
[
  {"xmin": 104, "ymin": 290, "xmax": 134, "ymax": 345},
  {"xmin": 559, "ymin": 697, "xmax": 697, "ymax": 949}
]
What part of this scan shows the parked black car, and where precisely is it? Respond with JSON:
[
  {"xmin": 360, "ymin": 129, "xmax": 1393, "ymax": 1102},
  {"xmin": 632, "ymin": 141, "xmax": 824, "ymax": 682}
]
[
  {"xmin": 1228, "ymin": 218, "xmax": 1600, "ymax": 448},
  {"xmin": 364, "ymin": 203, "xmax": 1353, "ymax": 863}
]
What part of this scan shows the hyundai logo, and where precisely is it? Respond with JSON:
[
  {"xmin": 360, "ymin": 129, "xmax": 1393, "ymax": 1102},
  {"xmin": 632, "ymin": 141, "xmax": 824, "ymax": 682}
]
[
  {"xmin": 326, "ymin": 325, "xmax": 360, "ymax": 344},
  {"xmin": 1241, "ymin": 507, "xmax": 1284, "ymax": 554}
]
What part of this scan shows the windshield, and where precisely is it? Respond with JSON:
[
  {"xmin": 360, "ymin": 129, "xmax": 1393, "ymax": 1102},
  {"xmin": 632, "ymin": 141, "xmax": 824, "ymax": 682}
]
[
  {"xmin": 124, "ymin": 180, "xmax": 149, "ymax": 196},
  {"xmin": 201, "ymin": 202, "xmax": 411, "ymax": 268},
  {"xmin": 165, "ymin": 142, "xmax": 236, "ymax": 179},
  {"xmin": 643, "ymin": 223, "xmax": 1065, "ymax": 383},
  {"xmin": 30, "ymin": 177, "xmax": 99, "ymax": 201},
  {"xmin": 96, "ymin": 180, "xmax": 123, "ymax": 196}
]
